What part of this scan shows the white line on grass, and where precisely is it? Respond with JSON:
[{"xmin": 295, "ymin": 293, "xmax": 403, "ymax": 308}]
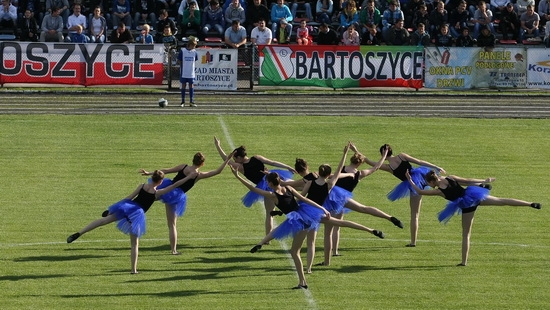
[{"xmin": 218, "ymin": 115, "xmax": 318, "ymax": 309}]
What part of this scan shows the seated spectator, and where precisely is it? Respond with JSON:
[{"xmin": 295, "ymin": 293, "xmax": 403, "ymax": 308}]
[
  {"xmin": 361, "ymin": 23, "xmax": 382, "ymax": 45},
  {"xmin": 18, "ymin": 0, "xmax": 43, "ymax": 26},
  {"xmin": 225, "ymin": 0, "xmax": 245, "ymax": 27},
  {"xmin": 429, "ymin": 1, "xmax": 449, "ymax": 37},
  {"xmin": 46, "ymin": 0, "xmax": 70, "ymax": 27},
  {"xmin": 316, "ymin": 0, "xmax": 333, "ymax": 24},
  {"xmin": 182, "ymin": 1, "xmax": 201, "ymax": 38},
  {"xmin": 317, "ymin": 22, "xmax": 339, "ymax": 44},
  {"xmin": 112, "ymin": 0, "xmax": 132, "ymax": 30},
  {"xmin": 156, "ymin": 0, "xmax": 179, "ymax": 19},
  {"xmin": 136, "ymin": 23, "xmax": 154, "ymax": 43},
  {"xmin": 250, "ymin": 18, "xmax": 272, "ymax": 44},
  {"xmin": 19, "ymin": 8, "xmax": 39, "ymax": 41},
  {"xmin": 271, "ymin": 0, "xmax": 293, "ymax": 37},
  {"xmin": 156, "ymin": 9, "xmax": 177, "ymax": 42},
  {"xmin": 359, "ymin": 0, "xmax": 381, "ymax": 34},
  {"xmin": 342, "ymin": 22, "xmax": 360, "ymax": 45},
  {"xmin": 410, "ymin": 22, "xmax": 431, "ymax": 46},
  {"xmin": 412, "ymin": 3, "xmax": 430, "ymax": 32},
  {"xmin": 448, "ymin": 1, "xmax": 471, "ymax": 38},
  {"xmin": 434, "ymin": 23, "xmax": 453, "ymax": 46},
  {"xmin": 203, "ymin": 0, "xmax": 225, "ymax": 37},
  {"xmin": 455, "ymin": 26, "xmax": 474, "ymax": 46},
  {"xmin": 273, "ymin": 18, "xmax": 291, "ymax": 43},
  {"xmin": 295, "ymin": 19, "xmax": 312, "ymax": 44},
  {"xmin": 70, "ymin": 24, "xmax": 89, "ymax": 42},
  {"xmin": 161, "ymin": 24, "xmax": 177, "ymax": 46},
  {"xmin": 110, "ymin": 21, "xmax": 134, "ymax": 42},
  {"xmin": 386, "ymin": 18, "xmax": 410, "ymax": 45},
  {"xmin": 472, "ymin": 0, "xmax": 495, "ymax": 39},
  {"xmin": 476, "ymin": 24, "xmax": 495, "ymax": 47},
  {"xmin": 382, "ymin": 0, "xmax": 404, "ymax": 42},
  {"xmin": 224, "ymin": 19, "xmax": 247, "ymax": 48},
  {"xmin": 0, "ymin": 0, "xmax": 17, "ymax": 36},
  {"xmin": 134, "ymin": 0, "xmax": 157, "ymax": 31},
  {"xmin": 246, "ymin": 0, "xmax": 270, "ymax": 34},
  {"xmin": 40, "ymin": 6, "xmax": 64, "ymax": 42},
  {"xmin": 178, "ymin": 0, "xmax": 200, "ymax": 22},
  {"xmin": 519, "ymin": 4, "xmax": 540, "ymax": 41},
  {"xmin": 66, "ymin": 3, "xmax": 87, "ymax": 42},
  {"xmin": 403, "ymin": 0, "xmax": 424, "ymax": 28},
  {"xmin": 339, "ymin": 0, "xmax": 359, "ymax": 37},
  {"xmin": 291, "ymin": 0, "xmax": 313, "ymax": 21},
  {"xmin": 88, "ymin": 6, "xmax": 107, "ymax": 43},
  {"xmin": 539, "ymin": 0, "xmax": 550, "ymax": 27},
  {"xmin": 489, "ymin": 0, "xmax": 509, "ymax": 19},
  {"xmin": 499, "ymin": 2, "xmax": 519, "ymax": 41},
  {"xmin": 515, "ymin": 0, "xmax": 533, "ymax": 16}
]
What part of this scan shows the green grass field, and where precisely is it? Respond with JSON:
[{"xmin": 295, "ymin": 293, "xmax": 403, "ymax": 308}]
[{"xmin": 0, "ymin": 115, "xmax": 548, "ymax": 309}]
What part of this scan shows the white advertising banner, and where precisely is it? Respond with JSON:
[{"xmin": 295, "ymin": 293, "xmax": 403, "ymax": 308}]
[
  {"xmin": 194, "ymin": 48, "xmax": 238, "ymax": 91},
  {"xmin": 526, "ymin": 48, "xmax": 550, "ymax": 89}
]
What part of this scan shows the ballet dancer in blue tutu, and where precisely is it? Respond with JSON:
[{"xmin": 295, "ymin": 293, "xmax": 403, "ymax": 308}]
[
  {"xmin": 364, "ymin": 144, "xmax": 446, "ymax": 247},
  {"xmin": 139, "ymin": 150, "xmax": 235, "ymax": 254},
  {"xmin": 214, "ymin": 137, "xmax": 296, "ymax": 236},
  {"xmin": 324, "ymin": 143, "xmax": 401, "ymax": 262},
  {"xmin": 231, "ymin": 155, "xmax": 385, "ymax": 289},
  {"xmin": 66, "ymin": 170, "xmax": 198, "ymax": 274},
  {"xmin": 406, "ymin": 170, "xmax": 541, "ymax": 266},
  {"xmin": 289, "ymin": 144, "xmax": 403, "ymax": 268}
]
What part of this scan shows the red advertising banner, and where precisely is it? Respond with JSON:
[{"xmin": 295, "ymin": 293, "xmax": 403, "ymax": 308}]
[{"xmin": 0, "ymin": 42, "xmax": 165, "ymax": 86}]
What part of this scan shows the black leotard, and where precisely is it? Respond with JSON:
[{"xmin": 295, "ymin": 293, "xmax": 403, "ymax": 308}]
[
  {"xmin": 303, "ymin": 172, "xmax": 317, "ymax": 181},
  {"xmin": 172, "ymin": 165, "xmax": 197, "ymax": 193},
  {"xmin": 133, "ymin": 185, "xmax": 157, "ymax": 213},
  {"xmin": 335, "ymin": 167, "xmax": 360, "ymax": 192},
  {"xmin": 391, "ymin": 155, "xmax": 413, "ymax": 181},
  {"xmin": 243, "ymin": 156, "xmax": 266, "ymax": 185},
  {"xmin": 438, "ymin": 178, "xmax": 466, "ymax": 201},
  {"xmin": 306, "ymin": 181, "xmax": 329, "ymax": 206},
  {"xmin": 274, "ymin": 187, "xmax": 300, "ymax": 214}
]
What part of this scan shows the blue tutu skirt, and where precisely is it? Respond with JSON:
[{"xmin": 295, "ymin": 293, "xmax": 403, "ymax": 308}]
[
  {"xmin": 241, "ymin": 169, "xmax": 294, "ymax": 208},
  {"xmin": 108, "ymin": 199, "xmax": 147, "ymax": 237},
  {"xmin": 323, "ymin": 186, "xmax": 353, "ymax": 215},
  {"xmin": 155, "ymin": 178, "xmax": 188, "ymax": 217},
  {"xmin": 387, "ymin": 166, "xmax": 432, "ymax": 201},
  {"xmin": 437, "ymin": 186, "xmax": 490, "ymax": 223},
  {"xmin": 272, "ymin": 201, "xmax": 325, "ymax": 240}
]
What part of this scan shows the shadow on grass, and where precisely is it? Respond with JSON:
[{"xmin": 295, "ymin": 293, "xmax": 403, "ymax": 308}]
[
  {"xmin": 60, "ymin": 289, "xmax": 206, "ymax": 298},
  {"xmin": 0, "ymin": 274, "xmax": 68, "ymax": 282},
  {"xmin": 335, "ymin": 264, "xmax": 450, "ymax": 273},
  {"xmin": 14, "ymin": 254, "xmax": 108, "ymax": 262}
]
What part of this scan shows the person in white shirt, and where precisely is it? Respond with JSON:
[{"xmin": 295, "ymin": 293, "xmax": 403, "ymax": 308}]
[
  {"xmin": 66, "ymin": 3, "xmax": 87, "ymax": 42},
  {"xmin": 0, "ymin": 0, "xmax": 17, "ymax": 34},
  {"xmin": 250, "ymin": 18, "xmax": 272, "ymax": 44},
  {"xmin": 177, "ymin": 37, "xmax": 199, "ymax": 107}
]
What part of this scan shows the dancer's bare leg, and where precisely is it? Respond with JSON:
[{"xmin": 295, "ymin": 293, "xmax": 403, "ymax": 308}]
[
  {"xmin": 290, "ymin": 230, "xmax": 308, "ymax": 288},
  {"xmin": 332, "ymin": 213, "xmax": 343, "ymax": 256},
  {"xmin": 346, "ymin": 199, "xmax": 391, "ymax": 219},
  {"xmin": 305, "ymin": 229, "xmax": 317, "ymax": 273},
  {"xmin": 459, "ymin": 212, "xmax": 475, "ymax": 266},
  {"xmin": 264, "ymin": 199, "xmax": 276, "ymax": 238},
  {"xmin": 480, "ymin": 196, "xmax": 533, "ymax": 206},
  {"xmin": 323, "ymin": 223, "xmax": 334, "ymax": 266},
  {"xmin": 130, "ymin": 234, "xmax": 139, "ymax": 274},
  {"xmin": 409, "ymin": 194, "xmax": 422, "ymax": 246},
  {"xmin": 165, "ymin": 204, "xmax": 180, "ymax": 255},
  {"xmin": 78, "ymin": 214, "xmax": 118, "ymax": 235}
]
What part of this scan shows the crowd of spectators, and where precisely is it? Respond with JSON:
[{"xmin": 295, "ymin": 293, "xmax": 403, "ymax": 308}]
[{"xmin": 0, "ymin": 0, "xmax": 549, "ymax": 46}]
